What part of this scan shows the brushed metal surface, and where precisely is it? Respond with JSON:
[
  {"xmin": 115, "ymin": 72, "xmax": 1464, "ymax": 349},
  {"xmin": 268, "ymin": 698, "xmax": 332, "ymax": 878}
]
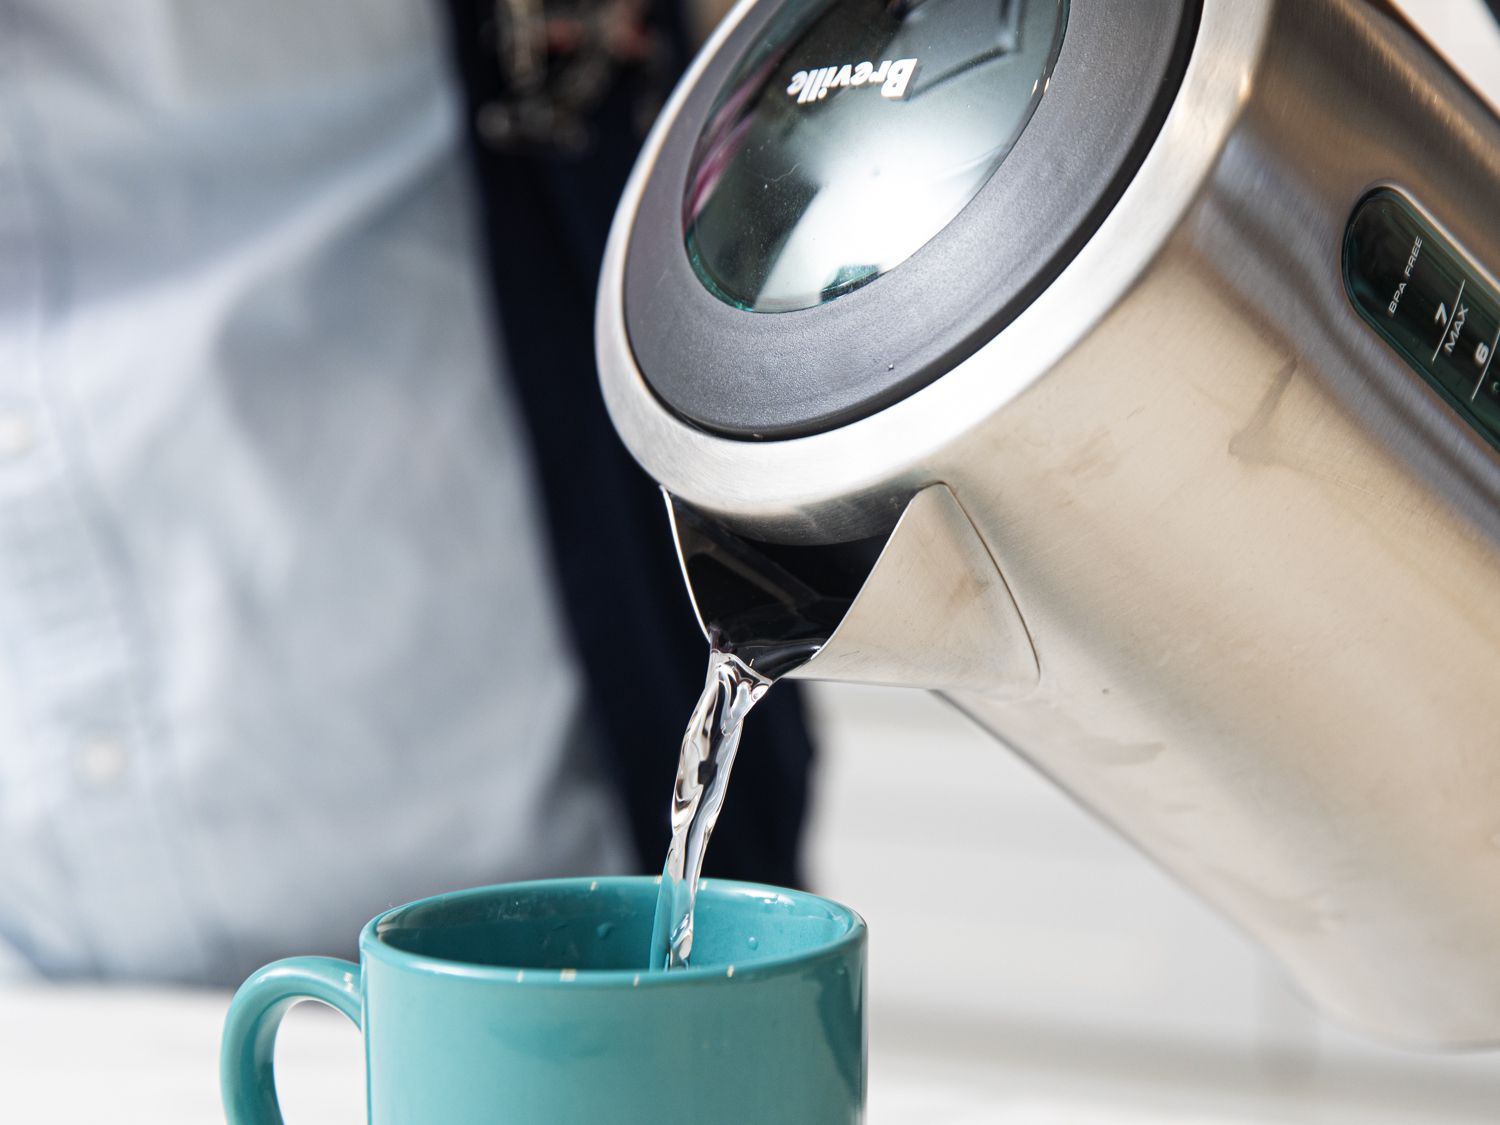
[
  {"xmin": 786, "ymin": 486, "xmax": 1039, "ymax": 697},
  {"xmin": 667, "ymin": 484, "xmax": 1039, "ymax": 693},
  {"xmin": 598, "ymin": 0, "xmax": 1500, "ymax": 1043}
]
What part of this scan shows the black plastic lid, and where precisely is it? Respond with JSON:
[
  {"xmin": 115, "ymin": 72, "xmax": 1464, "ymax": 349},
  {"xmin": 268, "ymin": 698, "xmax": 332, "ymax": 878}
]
[{"xmin": 625, "ymin": 0, "xmax": 1200, "ymax": 438}]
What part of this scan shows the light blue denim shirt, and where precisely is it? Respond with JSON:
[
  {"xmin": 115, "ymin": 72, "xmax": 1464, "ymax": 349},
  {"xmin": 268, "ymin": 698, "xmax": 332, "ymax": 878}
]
[{"xmin": 0, "ymin": 0, "xmax": 629, "ymax": 984}]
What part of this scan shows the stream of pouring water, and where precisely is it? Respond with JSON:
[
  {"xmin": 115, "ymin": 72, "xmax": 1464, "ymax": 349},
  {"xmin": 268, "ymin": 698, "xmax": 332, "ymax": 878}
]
[{"xmin": 648, "ymin": 647, "xmax": 774, "ymax": 970}]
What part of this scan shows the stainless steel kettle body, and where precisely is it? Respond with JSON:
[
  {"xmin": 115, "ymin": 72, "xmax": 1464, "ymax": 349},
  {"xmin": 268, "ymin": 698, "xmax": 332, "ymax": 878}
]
[{"xmin": 597, "ymin": 0, "xmax": 1500, "ymax": 1044}]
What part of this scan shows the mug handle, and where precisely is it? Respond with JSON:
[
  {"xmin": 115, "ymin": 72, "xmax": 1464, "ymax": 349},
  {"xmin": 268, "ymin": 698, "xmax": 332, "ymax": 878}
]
[{"xmin": 220, "ymin": 956, "xmax": 364, "ymax": 1124}]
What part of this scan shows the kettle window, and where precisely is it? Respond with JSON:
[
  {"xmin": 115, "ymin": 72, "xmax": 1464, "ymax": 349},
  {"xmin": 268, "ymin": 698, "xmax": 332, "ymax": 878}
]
[{"xmin": 684, "ymin": 0, "xmax": 1068, "ymax": 313}]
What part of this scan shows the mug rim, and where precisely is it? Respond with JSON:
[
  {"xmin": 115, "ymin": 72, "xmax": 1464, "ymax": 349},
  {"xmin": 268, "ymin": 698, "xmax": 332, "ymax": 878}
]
[{"xmin": 358, "ymin": 875, "xmax": 866, "ymax": 988}]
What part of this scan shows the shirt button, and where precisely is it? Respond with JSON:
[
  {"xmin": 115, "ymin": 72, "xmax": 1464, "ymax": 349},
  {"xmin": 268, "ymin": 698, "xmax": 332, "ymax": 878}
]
[
  {"xmin": 75, "ymin": 738, "xmax": 129, "ymax": 788},
  {"xmin": 0, "ymin": 409, "xmax": 37, "ymax": 457}
]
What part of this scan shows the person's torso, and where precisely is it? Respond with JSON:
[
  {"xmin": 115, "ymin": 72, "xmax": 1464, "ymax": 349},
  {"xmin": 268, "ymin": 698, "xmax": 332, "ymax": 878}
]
[{"xmin": 0, "ymin": 0, "xmax": 627, "ymax": 983}]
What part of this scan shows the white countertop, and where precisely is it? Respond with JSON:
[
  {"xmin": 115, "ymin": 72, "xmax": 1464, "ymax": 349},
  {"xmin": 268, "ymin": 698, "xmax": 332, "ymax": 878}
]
[
  {"xmin": 1, "ymin": 984, "xmax": 360, "ymax": 1123},
  {"xmin": 6, "ymin": 975, "xmax": 1500, "ymax": 1125}
]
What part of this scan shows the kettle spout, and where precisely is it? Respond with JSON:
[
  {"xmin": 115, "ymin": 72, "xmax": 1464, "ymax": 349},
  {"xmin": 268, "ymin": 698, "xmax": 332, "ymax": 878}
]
[{"xmin": 666, "ymin": 485, "xmax": 1039, "ymax": 698}]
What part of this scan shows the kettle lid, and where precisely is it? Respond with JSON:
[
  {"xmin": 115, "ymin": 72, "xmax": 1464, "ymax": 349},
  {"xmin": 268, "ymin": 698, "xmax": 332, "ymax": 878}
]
[
  {"xmin": 685, "ymin": 0, "xmax": 1069, "ymax": 316},
  {"xmin": 622, "ymin": 0, "xmax": 1199, "ymax": 438}
]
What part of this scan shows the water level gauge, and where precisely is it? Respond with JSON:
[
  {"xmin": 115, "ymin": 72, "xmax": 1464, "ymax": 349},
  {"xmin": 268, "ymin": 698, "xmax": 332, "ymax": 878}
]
[{"xmin": 1344, "ymin": 189, "xmax": 1500, "ymax": 450}]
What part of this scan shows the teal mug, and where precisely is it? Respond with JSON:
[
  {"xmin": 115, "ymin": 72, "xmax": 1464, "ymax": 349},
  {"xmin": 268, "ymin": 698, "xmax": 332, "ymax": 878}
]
[{"xmin": 221, "ymin": 876, "xmax": 866, "ymax": 1123}]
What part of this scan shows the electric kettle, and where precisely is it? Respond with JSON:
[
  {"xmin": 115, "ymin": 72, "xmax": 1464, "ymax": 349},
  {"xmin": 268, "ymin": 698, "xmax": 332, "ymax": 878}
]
[{"xmin": 596, "ymin": 0, "xmax": 1500, "ymax": 1044}]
